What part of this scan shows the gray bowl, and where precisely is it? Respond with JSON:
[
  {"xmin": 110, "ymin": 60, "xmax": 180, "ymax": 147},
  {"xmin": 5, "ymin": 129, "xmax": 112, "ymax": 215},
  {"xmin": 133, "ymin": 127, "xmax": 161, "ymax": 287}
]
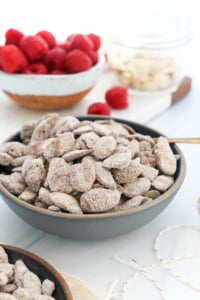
[
  {"xmin": 0, "ymin": 116, "xmax": 186, "ymax": 240},
  {"xmin": 0, "ymin": 243, "xmax": 73, "ymax": 299}
]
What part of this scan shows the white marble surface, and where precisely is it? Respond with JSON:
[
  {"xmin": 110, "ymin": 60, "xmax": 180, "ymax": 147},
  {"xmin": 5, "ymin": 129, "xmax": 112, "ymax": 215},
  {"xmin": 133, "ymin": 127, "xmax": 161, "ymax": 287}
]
[{"xmin": 1, "ymin": 1, "xmax": 200, "ymax": 299}]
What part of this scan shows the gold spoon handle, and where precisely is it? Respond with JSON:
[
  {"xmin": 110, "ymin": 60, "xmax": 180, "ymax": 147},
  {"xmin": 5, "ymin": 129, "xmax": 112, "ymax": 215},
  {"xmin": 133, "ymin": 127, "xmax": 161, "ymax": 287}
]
[{"xmin": 165, "ymin": 137, "xmax": 200, "ymax": 144}]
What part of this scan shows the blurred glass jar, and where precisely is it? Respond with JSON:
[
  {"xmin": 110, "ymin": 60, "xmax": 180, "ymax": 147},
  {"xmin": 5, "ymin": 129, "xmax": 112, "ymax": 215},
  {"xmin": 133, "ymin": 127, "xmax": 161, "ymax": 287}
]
[{"xmin": 103, "ymin": 15, "xmax": 192, "ymax": 95}]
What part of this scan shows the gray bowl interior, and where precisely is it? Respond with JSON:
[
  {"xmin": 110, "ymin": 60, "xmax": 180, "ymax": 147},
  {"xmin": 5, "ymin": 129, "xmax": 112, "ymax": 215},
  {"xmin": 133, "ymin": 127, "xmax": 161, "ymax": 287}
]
[{"xmin": 0, "ymin": 116, "xmax": 186, "ymax": 240}]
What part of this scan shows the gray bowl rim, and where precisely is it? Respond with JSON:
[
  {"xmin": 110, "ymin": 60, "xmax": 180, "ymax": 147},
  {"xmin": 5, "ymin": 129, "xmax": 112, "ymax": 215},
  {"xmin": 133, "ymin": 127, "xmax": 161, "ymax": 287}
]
[
  {"xmin": 0, "ymin": 243, "xmax": 73, "ymax": 300},
  {"xmin": 0, "ymin": 116, "xmax": 186, "ymax": 220}
]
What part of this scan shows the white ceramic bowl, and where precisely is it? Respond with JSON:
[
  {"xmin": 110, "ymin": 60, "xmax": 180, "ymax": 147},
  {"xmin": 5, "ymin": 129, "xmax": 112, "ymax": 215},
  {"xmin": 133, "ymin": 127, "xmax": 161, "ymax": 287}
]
[{"xmin": 0, "ymin": 52, "xmax": 105, "ymax": 110}]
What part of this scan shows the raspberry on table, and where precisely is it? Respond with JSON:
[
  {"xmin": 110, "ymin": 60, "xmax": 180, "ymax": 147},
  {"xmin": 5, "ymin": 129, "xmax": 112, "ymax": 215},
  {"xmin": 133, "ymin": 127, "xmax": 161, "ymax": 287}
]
[
  {"xmin": 37, "ymin": 30, "xmax": 56, "ymax": 49},
  {"xmin": 0, "ymin": 44, "xmax": 28, "ymax": 73},
  {"xmin": 105, "ymin": 86, "xmax": 129, "ymax": 109},
  {"xmin": 64, "ymin": 49, "xmax": 92, "ymax": 73},
  {"xmin": 44, "ymin": 47, "xmax": 66, "ymax": 71},
  {"xmin": 87, "ymin": 33, "xmax": 101, "ymax": 51},
  {"xmin": 22, "ymin": 62, "xmax": 48, "ymax": 74},
  {"xmin": 19, "ymin": 35, "xmax": 49, "ymax": 61},
  {"xmin": 5, "ymin": 28, "xmax": 24, "ymax": 46},
  {"xmin": 87, "ymin": 102, "xmax": 111, "ymax": 116}
]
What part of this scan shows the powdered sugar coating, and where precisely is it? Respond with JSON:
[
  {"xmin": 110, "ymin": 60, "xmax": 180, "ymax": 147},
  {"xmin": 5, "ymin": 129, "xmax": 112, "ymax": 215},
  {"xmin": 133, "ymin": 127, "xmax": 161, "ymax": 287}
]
[
  {"xmin": 80, "ymin": 188, "xmax": 120, "ymax": 212},
  {"xmin": 0, "ymin": 113, "xmax": 179, "ymax": 215}
]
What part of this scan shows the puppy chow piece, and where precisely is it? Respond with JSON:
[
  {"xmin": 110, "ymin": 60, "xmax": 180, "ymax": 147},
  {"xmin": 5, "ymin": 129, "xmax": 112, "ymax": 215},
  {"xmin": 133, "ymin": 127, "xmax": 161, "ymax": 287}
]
[
  {"xmin": 46, "ymin": 158, "xmax": 72, "ymax": 193},
  {"xmin": 34, "ymin": 199, "xmax": 47, "ymax": 209},
  {"xmin": 92, "ymin": 122, "xmax": 112, "ymax": 136},
  {"xmin": 63, "ymin": 149, "xmax": 93, "ymax": 162},
  {"xmin": 49, "ymin": 192, "xmax": 83, "ymax": 214},
  {"xmin": 73, "ymin": 125, "xmax": 93, "ymax": 136},
  {"xmin": 128, "ymin": 139, "xmax": 140, "ymax": 158},
  {"xmin": 102, "ymin": 152, "xmax": 131, "ymax": 169},
  {"xmin": 0, "ymin": 246, "xmax": 8, "ymax": 264},
  {"xmin": 41, "ymin": 279, "xmax": 55, "ymax": 296},
  {"xmin": 11, "ymin": 155, "xmax": 35, "ymax": 168},
  {"xmin": 0, "ymin": 263, "xmax": 14, "ymax": 279},
  {"xmin": 114, "ymin": 145, "xmax": 130, "ymax": 154},
  {"xmin": 152, "ymin": 175, "xmax": 174, "ymax": 192},
  {"xmin": 113, "ymin": 195, "xmax": 150, "ymax": 211},
  {"xmin": 0, "ymin": 153, "xmax": 13, "ymax": 166},
  {"xmin": 139, "ymin": 140, "xmax": 153, "ymax": 151},
  {"xmin": 70, "ymin": 160, "xmax": 95, "ymax": 192},
  {"xmin": 106, "ymin": 121, "xmax": 130, "ymax": 137},
  {"xmin": 113, "ymin": 158, "xmax": 142, "ymax": 183},
  {"xmin": 42, "ymin": 133, "xmax": 75, "ymax": 161},
  {"xmin": 0, "ymin": 173, "xmax": 26, "ymax": 195},
  {"xmin": 42, "ymin": 138, "xmax": 57, "ymax": 161},
  {"xmin": 22, "ymin": 157, "xmax": 46, "ymax": 192},
  {"xmin": 0, "ymin": 283, "xmax": 17, "ymax": 293},
  {"xmin": 80, "ymin": 131, "xmax": 99, "ymax": 148},
  {"xmin": 93, "ymin": 136, "xmax": 117, "ymax": 160},
  {"xmin": 22, "ymin": 270, "xmax": 42, "ymax": 294},
  {"xmin": 32, "ymin": 296, "xmax": 55, "ymax": 300},
  {"xmin": 134, "ymin": 133, "xmax": 155, "ymax": 144},
  {"xmin": 31, "ymin": 114, "xmax": 59, "ymax": 141},
  {"xmin": 140, "ymin": 164, "xmax": 159, "ymax": 181},
  {"xmin": 38, "ymin": 187, "xmax": 53, "ymax": 206},
  {"xmin": 0, "ymin": 293, "xmax": 17, "ymax": 299},
  {"xmin": 13, "ymin": 287, "xmax": 32, "ymax": 299},
  {"xmin": 80, "ymin": 188, "xmax": 120, "ymax": 212},
  {"xmin": 95, "ymin": 162, "xmax": 116, "ymax": 189},
  {"xmin": 123, "ymin": 177, "xmax": 151, "ymax": 197},
  {"xmin": 154, "ymin": 136, "xmax": 177, "ymax": 175},
  {"xmin": 1, "ymin": 142, "xmax": 27, "ymax": 158},
  {"xmin": 137, "ymin": 150, "xmax": 156, "ymax": 167},
  {"xmin": 26, "ymin": 141, "xmax": 43, "ymax": 156},
  {"xmin": 53, "ymin": 116, "xmax": 80, "ymax": 134},
  {"xmin": 14, "ymin": 260, "xmax": 29, "ymax": 288},
  {"xmin": 19, "ymin": 188, "xmax": 37, "ymax": 203},
  {"xmin": 144, "ymin": 189, "xmax": 160, "ymax": 199},
  {"xmin": 47, "ymin": 205, "xmax": 61, "ymax": 212},
  {"xmin": 116, "ymin": 136, "xmax": 129, "ymax": 146},
  {"xmin": 56, "ymin": 132, "xmax": 75, "ymax": 156},
  {"xmin": 20, "ymin": 120, "xmax": 37, "ymax": 142}
]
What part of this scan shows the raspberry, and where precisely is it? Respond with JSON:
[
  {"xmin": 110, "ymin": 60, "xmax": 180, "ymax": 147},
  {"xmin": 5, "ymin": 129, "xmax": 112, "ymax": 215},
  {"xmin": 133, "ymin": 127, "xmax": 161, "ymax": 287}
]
[
  {"xmin": 44, "ymin": 47, "xmax": 65, "ymax": 71},
  {"xmin": 50, "ymin": 70, "xmax": 66, "ymax": 74},
  {"xmin": 87, "ymin": 102, "xmax": 111, "ymax": 116},
  {"xmin": 0, "ymin": 46, "xmax": 3, "ymax": 69},
  {"xmin": 22, "ymin": 62, "xmax": 48, "ymax": 74},
  {"xmin": 64, "ymin": 49, "xmax": 92, "ymax": 73},
  {"xmin": 19, "ymin": 35, "xmax": 49, "ymax": 61},
  {"xmin": 105, "ymin": 86, "xmax": 128, "ymax": 109},
  {"xmin": 86, "ymin": 49, "xmax": 98, "ymax": 65},
  {"xmin": 0, "ymin": 45, "xmax": 28, "ymax": 73},
  {"xmin": 37, "ymin": 30, "xmax": 56, "ymax": 49},
  {"xmin": 5, "ymin": 28, "xmax": 24, "ymax": 46},
  {"xmin": 57, "ymin": 41, "xmax": 71, "ymax": 52},
  {"xmin": 87, "ymin": 33, "xmax": 101, "ymax": 51},
  {"xmin": 68, "ymin": 33, "xmax": 94, "ymax": 55}
]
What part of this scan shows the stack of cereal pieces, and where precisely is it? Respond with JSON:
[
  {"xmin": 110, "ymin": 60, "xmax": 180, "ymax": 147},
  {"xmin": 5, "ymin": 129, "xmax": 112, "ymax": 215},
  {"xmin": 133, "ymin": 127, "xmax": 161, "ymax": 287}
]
[{"xmin": 0, "ymin": 113, "xmax": 178, "ymax": 215}]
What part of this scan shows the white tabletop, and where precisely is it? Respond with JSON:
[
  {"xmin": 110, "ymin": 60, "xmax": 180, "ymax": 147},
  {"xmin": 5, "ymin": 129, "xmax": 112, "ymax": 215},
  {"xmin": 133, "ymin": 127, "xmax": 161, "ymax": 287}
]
[{"xmin": 1, "ymin": 2, "xmax": 200, "ymax": 299}]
